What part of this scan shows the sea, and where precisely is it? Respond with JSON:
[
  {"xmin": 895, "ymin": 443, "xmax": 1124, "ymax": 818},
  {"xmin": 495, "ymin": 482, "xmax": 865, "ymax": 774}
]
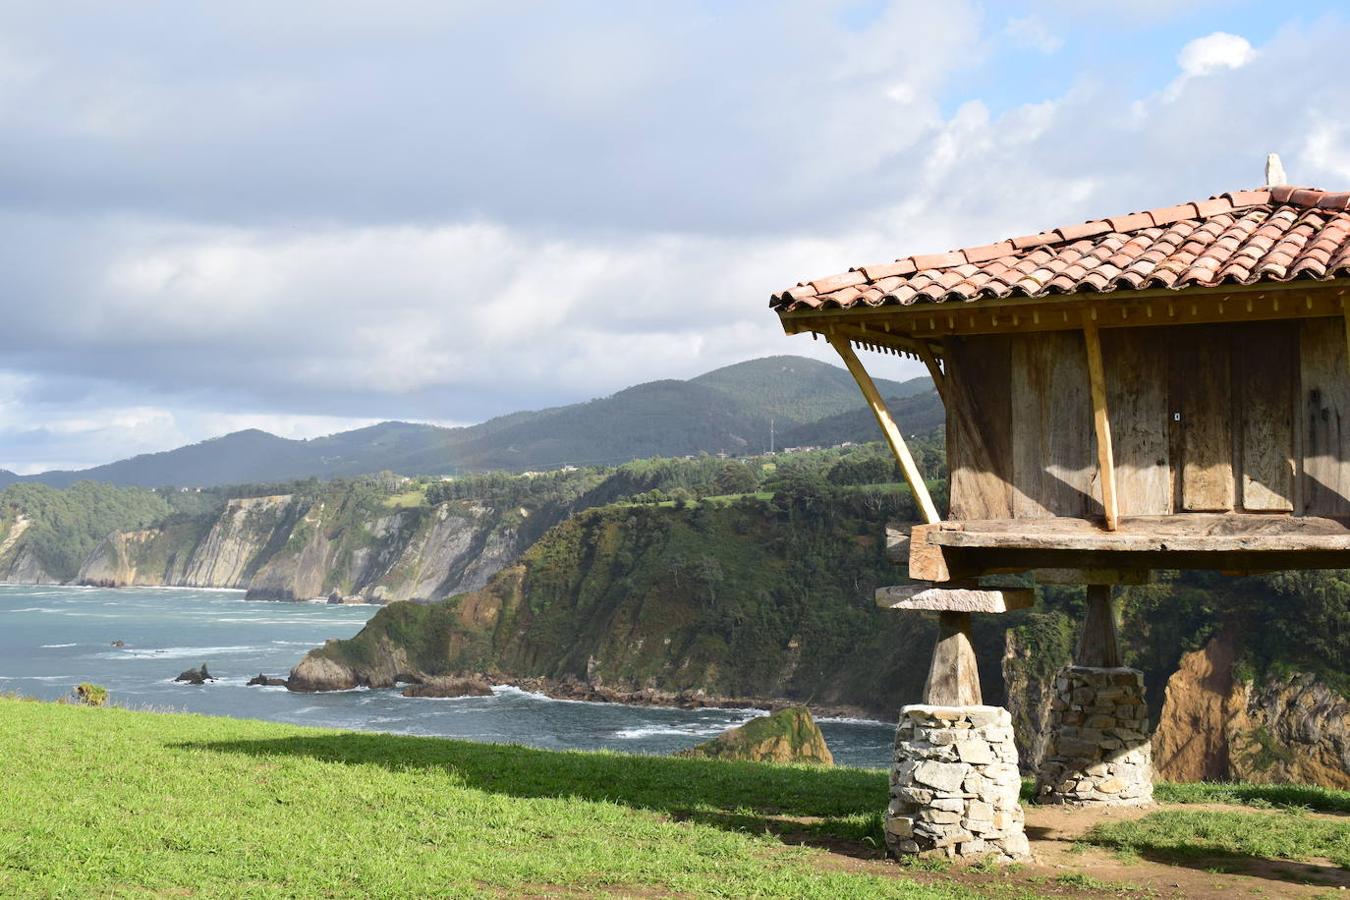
[{"xmin": 0, "ymin": 584, "xmax": 897, "ymax": 768}]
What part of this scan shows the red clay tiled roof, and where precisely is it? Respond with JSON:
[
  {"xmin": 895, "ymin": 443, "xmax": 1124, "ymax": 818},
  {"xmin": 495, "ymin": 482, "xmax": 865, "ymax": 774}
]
[{"xmin": 771, "ymin": 186, "xmax": 1350, "ymax": 313}]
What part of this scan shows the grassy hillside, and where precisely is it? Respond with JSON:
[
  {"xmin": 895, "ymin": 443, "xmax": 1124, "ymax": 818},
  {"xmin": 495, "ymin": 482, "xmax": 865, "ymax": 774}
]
[
  {"xmin": 5, "ymin": 699, "xmax": 1348, "ymax": 897},
  {"xmin": 0, "ymin": 698, "xmax": 938, "ymax": 898},
  {"xmin": 14, "ymin": 355, "xmax": 933, "ymax": 488},
  {"xmin": 304, "ymin": 482, "xmax": 1002, "ymax": 714}
]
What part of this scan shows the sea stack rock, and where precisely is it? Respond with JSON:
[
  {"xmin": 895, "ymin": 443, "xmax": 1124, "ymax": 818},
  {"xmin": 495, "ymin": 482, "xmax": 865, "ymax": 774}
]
[
  {"xmin": 173, "ymin": 664, "xmax": 215, "ymax": 685},
  {"xmin": 677, "ymin": 706, "xmax": 834, "ymax": 765}
]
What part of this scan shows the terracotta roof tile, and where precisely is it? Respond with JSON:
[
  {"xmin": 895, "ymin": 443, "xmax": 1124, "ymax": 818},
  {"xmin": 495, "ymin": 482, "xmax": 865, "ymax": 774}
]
[{"xmin": 772, "ymin": 185, "xmax": 1350, "ymax": 313}]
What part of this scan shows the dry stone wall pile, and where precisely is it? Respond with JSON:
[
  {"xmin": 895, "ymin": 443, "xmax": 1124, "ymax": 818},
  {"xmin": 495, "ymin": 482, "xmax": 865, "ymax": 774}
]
[
  {"xmin": 885, "ymin": 705, "xmax": 1030, "ymax": 861},
  {"xmin": 1034, "ymin": 666, "xmax": 1153, "ymax": 806}
]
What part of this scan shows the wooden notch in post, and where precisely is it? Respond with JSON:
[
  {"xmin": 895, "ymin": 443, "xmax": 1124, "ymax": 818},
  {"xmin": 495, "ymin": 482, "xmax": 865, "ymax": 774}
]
[
  {"xmin": 1082, "ymin": 315, "xmax": 1119, "ymax": 531},
  {"xmin": 829, "ymin": 333, "xmax": 941, "ymax": 525}
]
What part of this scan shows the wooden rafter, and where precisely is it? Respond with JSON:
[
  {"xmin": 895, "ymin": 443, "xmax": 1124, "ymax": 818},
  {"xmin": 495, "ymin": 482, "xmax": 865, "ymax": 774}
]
[
  {"xmin": 828, "ymin": 332, "xmax": 941, "ymax": 525},
  {"xmin": 1082, "ymin": 313, "xmax": 1119, "ymax": 531}
]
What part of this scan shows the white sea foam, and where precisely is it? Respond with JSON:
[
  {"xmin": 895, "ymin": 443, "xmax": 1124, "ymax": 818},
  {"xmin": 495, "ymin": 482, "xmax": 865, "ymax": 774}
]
[
  {"xmin": 816, "ymin": 715, "xmax": 891, "ymax": 726},
  {"xmin": 97, "ymin": 644, "xmax": 266, "ymax": 660},
  {"xmin": 39, "ymin": 642, "xmax": 77, "ymax": 648},
  {"xmin": 611, "ymin": 722, "xmax": 746, "ymax": 740}
]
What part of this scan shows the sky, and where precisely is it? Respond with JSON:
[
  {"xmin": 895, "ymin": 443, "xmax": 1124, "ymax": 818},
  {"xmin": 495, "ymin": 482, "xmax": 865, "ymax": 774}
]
[{"xmin": 3, "ymin": 0, "xmax": 1350, "ymax": 474}]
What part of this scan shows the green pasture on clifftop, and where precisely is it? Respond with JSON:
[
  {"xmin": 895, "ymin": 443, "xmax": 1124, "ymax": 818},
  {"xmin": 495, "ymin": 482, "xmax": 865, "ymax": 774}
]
[{"xmin": 2, "ymin": 697, "xmax": 1349, "ymax": 898}]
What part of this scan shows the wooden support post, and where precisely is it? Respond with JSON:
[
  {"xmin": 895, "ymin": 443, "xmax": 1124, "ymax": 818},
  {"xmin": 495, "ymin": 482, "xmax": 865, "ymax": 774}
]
[
  {"xmin": 1075, "ymin": 584, "xmax": 1121, "ymax": 668},
  {"xmin": 1082, "ymin": 317, "xmax": 1120, "ymax": 531},
  {"xmin": 924, "ymin": 611, "xmax": 982, "ymax": 706},
  {"xmin": 829, "ymin": 333, "xmax": 941, "ymax": 525}
]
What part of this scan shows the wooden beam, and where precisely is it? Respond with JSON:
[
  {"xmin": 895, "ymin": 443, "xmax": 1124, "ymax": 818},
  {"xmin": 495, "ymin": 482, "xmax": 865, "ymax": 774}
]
[
  {"xmin": 924, "ymin": 611, "xmax": 982, "ymax": 706},
  {"xmin": 913, "ymin": 341, "xmax": 948, "ymax": 405},
  {"xmin": 1075, "ymin": 585, "xmax": 1121, "ymax": 667},
  {"xmin": 829, "ymin": 333, "xmax": 941, "ymax": 525},
  {"xmin": 1082, "ymin": 315, "xmax": 1119, "ymax": 530}
]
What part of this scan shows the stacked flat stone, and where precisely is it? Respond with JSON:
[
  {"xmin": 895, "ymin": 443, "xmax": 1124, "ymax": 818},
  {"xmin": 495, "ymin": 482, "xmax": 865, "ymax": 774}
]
[
  {"xmin": 1035, "ymin": 666, "xmax": 1153, "ymax": 806},
  {"xmin": 885, "ymin": 705, "xmax": 1030, "ymax": 861}
]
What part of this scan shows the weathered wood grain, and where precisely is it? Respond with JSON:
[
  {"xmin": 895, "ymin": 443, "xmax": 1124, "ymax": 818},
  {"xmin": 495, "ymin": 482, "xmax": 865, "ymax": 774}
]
[
  {"xmin": 926, "ymin": 513, "xmax": 1350, "ymax": 553},
  {"xmin": 944, "ymin": 335, "xmax": 1014, "ymax": 520},
  {"xmin": 924, "ymin": 611, "xmax": 982, "ymax": 706},
  {"xmin": 1176, "ymin": 326, "xmax": 1235, "ymax": 511},
  {"xmin": 1102, "ymin": 329, "xmax": 1171, "ymax": 515},
  {"xmin": 1083, "ymin": 319, "xmax": 1119, "ymax": 529},
  {"xmin": 1301, "ymin": 317, "xmax": 1350, "ymax": 516},
  {"xmin": 1011, "ymin": 332, "xmax": 1098, "ymax": 518},
  {"xmin": 907, "ymin": 523, "xmax": 951, "ymax": 582},
  {"xmin": 1236, "ymin": 322, "xmax": 1296, "ymax": 511},
  {"xmin": 1075, "ymin": 585, "xmax": 1121, "ymax": 667}
]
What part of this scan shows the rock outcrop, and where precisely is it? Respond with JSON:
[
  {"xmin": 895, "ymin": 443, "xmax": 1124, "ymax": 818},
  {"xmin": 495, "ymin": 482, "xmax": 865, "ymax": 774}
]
[
  {"xmin": 1153, "ymin": 632, "xmax": 1350, "ymax": 788},
  {"xmin": 401, "ymin": 675, "xmax": 494, "ymax": 698},
  {"xmin": 677, "ymin": 707, "xmax": 834, "ymax": 764},
  {"xmin": 174, "ymin": 665, "xmax": 215, "ymax": 685}
]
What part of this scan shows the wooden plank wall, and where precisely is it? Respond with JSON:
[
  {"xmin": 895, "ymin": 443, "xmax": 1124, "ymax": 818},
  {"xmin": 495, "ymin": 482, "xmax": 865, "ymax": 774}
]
[
  {"xmin": 944, "ymin": 317, "xmax": 1349, "ymax": 523},
  {"xmin": 1175, "ymin": 325, "xmax": 1236, "ymax": 512},
  {"xmin": 1237, "ymin": 323, "xmax": 1297, "ymax": 512},
  {"xmin": 1010, "ymin": 332, "xmax": 1099, "ymax": 518},
  {"xmin": 1102, "ymin": 330, "xmax": 1171, "ymax": 515},
  {"xmin": 944, "ymin": 336, "xmax": 1014, "ymax": 519},
  {"xmin": 1301, "ymin": 317, "xmax": 1350, "ymax": 516}
]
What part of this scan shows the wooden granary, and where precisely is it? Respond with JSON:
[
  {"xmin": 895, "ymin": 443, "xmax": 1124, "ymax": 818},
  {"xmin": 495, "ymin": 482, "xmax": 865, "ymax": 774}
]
[
  {"xmin": 771, "ymin": 166, "xmax": 1350, "ymax": 850},
  {"xmin": 772, "ymin": 179, "xmax": 1350, "ymax": 585}
]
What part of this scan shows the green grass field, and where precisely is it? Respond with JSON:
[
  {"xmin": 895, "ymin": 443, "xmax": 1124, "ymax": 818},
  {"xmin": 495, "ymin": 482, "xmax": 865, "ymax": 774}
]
[
  {"xmin": 0, "ymin": 698, "xmax": 953, "ymax": 899},
  {"xmin": 4, "ymin": 697, "xmax": 1349, "ymax": 898}
]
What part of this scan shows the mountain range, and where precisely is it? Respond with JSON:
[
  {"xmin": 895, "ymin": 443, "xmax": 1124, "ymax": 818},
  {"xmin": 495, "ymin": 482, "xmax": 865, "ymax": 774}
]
[{"xmin": 3, "ymin": 356, "xmax": 938, "ymax": 488}]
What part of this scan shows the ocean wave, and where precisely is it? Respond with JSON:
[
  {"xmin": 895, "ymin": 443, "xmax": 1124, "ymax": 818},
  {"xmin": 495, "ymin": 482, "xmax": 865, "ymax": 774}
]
[
  {"xmin": 610, "ymin": 721, "xmax": 750, "ymax": 740},
  {"xmin": 97, "ymin": 644, "xmax": 266, "ymax": 660},
  {"xmin": 817, "ymin": 715, "xmax": 892, "ymax": 726},
  {"xmin": 39, "ymin": 642, "xmax": 77, "ymax": 648}
]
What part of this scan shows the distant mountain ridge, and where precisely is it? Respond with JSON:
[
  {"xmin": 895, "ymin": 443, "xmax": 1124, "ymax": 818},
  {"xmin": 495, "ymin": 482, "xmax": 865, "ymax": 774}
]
[{"xmin": 14, "ymin": 356, "xmax": 937, "ymax": 488}]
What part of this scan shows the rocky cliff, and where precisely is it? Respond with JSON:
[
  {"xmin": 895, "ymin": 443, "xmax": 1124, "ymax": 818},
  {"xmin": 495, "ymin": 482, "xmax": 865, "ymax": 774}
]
[
  {"xmin": 1153, "ymin": 632, "xmax": 1350, "ymax": 787},
  {"xmin": 287, "ymin": 499, "xmax": 1017, "ymax": 716},
  {"xmin": 73, "ymin": 489, "xmax": 537, "ymax": 604}
]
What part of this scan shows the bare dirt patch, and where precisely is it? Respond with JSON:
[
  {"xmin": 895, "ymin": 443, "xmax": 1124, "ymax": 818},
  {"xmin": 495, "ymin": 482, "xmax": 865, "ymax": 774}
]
[{"xmin": 766, "ymin": 802, "xmax": 1349, "ymax": 898}]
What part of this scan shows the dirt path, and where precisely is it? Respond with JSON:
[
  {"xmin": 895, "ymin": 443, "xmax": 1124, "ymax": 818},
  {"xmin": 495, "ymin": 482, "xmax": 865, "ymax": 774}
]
[{"xmin": 777, "ymin": 802, "xmax": 1349, "ymax": 898}]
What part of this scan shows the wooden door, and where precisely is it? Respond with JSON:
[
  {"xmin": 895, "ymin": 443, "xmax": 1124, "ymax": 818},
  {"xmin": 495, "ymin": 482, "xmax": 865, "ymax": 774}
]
[{"xmin": 1172, "ymin": 325, "xmax": 1235, "ymax": 512}]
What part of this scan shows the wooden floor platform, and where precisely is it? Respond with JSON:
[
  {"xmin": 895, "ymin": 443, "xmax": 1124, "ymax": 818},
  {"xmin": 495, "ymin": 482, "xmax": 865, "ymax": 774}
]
[
  {"xmin": 917, "ymin": 514, "xmax": 1350, "ymax": 577},
  {"xmin": 927, "ymin": 514, "xmax": 1350, "ymax": 553}
]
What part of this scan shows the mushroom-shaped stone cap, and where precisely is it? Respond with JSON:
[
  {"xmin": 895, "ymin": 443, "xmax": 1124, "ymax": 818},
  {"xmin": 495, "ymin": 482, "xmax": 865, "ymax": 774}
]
[{"xmin": 876, "ymin": 583, "xmax": 1034, "ymax": 613}]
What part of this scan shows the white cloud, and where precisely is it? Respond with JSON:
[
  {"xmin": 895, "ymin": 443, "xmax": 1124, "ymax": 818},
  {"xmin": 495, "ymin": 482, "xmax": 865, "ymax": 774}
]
[
  {"xmin": 1165, "ymin": 31, "xmax": 1255, "ymax": 100},
  {"xmin": 1, "ymin": 6, "xmax": 1348, "ymax": 474}
]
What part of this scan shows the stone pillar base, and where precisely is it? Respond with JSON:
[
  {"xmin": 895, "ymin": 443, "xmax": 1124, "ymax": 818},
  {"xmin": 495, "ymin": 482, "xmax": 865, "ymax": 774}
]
[
  {"xmin": 1035, "ymin": 666, "xmax": 1153, "ymax": 806},
  {"xmin": 886, "ymin": 705, "xmax": 1030, "ymax": 861}
]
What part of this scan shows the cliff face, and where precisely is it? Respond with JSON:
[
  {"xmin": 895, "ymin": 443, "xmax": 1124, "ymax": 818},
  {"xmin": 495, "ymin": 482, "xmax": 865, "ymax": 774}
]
[
  {"xmin": 243, "ymin": 501, "xmax": 528, "ymax": 603},
  {"xmin": 71, "ymin": 492, "xmax": 534, "ymax": 604},
  {"xmin": 0, "ymin": 516, "xmax": 55, "ymax": 584},
  {"xmin": 1153, "ymin": 632, "xmax": 1350, "ymax": 788}
]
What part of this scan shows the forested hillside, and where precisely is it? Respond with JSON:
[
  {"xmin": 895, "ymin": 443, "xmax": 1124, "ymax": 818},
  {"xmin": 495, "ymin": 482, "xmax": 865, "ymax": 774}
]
[{"xmin": 12, "ymin": 356, "xmax": 936, "ymax": 488}]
